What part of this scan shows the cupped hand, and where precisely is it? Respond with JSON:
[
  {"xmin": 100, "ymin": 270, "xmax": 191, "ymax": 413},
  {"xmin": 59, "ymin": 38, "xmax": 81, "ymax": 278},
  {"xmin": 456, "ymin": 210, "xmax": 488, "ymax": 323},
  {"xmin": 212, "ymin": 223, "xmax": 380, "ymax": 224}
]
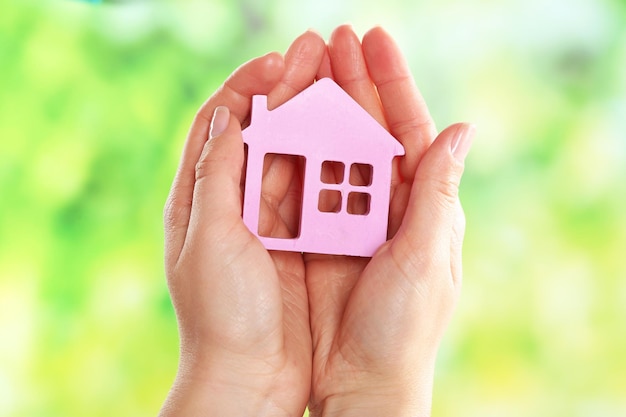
[
  {"xmin": 304, "ymin": 26, "xmax": 475, "ymax": 417},
  {"xmin": 160, "ymin": 30, "xmax": 327, "ymax": 417}
]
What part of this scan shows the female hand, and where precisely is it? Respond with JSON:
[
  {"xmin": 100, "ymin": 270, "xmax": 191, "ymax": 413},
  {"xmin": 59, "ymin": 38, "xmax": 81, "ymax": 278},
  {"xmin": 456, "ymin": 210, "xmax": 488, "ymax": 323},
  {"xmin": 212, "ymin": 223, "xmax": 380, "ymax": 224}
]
[
  {"xmin": 159, "ymin": 30, "xmax": 328, "ymax": 417},
  {"xmin": 303, "ymin": 26, "xmax": 475, "ymax": 417}
]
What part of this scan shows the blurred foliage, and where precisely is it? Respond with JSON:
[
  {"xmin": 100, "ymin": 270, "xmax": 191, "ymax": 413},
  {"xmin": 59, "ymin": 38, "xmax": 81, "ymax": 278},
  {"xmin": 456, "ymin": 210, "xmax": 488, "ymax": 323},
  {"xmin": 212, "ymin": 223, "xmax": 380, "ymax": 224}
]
[{"xmin": 0, "ymin": 0, "xmax": 625, "ymax": 416}]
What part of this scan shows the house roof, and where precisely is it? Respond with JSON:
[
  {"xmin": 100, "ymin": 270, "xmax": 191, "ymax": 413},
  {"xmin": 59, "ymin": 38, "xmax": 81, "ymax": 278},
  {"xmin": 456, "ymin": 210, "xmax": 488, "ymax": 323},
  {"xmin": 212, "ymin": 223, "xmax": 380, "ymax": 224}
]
[{"xmin": 243, "ymin": 78, "xmax": 405, "ymax": 161}]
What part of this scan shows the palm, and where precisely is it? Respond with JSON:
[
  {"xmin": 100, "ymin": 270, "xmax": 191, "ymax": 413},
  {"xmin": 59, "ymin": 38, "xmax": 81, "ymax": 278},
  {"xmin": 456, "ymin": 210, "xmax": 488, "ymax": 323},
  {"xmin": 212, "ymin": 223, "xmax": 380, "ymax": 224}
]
[{"xmin": 303, "ymin": 174, "xmax": 420, "ymax": 400}]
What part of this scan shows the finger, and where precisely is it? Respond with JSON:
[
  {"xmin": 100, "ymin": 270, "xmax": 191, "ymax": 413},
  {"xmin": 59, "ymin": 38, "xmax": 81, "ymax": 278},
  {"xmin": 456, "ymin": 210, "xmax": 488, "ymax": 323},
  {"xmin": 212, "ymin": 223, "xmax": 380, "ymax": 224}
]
[
  {"xmin": 164, "ymin": 53, "xmax": 284, "ymax": 267},
  {"xmin": 256, "ymin": 30, "xmax": 325, "ymax": 238},
  {"xmin": 391, "ymin": 123, "xmax": 475, "ymax": 281},
  {"xmin": 387, "ymin": 180, "xmax": 411, "ymax": 238},
  {"xmin": 316, "ymin": 44, "xmax": 334, "ymax": 80},
  {"xmin": 188, "ymin": 107, "xmax": 246, "ymax": 241},
  {"xmin": 328, "ymin": 24, "xmax": 386, "ymax": 126},
  {"xmin": 268, "ymin": 29, "xmax": 326, "ymax": 108},
  {"xmin": 212, "ymin": 52, "xmax": 285, "ymax": 122},
  {"xmin": 362, "ymin": 26, "xmax": 437, "ymax": 180}
]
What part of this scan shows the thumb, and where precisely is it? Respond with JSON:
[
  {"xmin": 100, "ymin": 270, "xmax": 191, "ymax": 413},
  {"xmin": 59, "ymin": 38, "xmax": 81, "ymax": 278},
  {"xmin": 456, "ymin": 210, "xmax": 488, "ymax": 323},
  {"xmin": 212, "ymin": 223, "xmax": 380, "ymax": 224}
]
[
  {"xmin": 393, "ymin": 123, "xmax": 475, "ymax": 261},
  {"xmin": 189, "ymin": 106, "xmax": 245, "ymax": 230}
]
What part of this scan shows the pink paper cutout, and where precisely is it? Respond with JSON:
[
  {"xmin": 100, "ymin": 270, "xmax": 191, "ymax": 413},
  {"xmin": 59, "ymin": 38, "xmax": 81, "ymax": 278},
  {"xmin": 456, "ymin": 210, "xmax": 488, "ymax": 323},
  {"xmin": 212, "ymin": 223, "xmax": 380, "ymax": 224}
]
[{"xmin": 242, "ymin": 78, "xmax": 405, "ymax": 257}]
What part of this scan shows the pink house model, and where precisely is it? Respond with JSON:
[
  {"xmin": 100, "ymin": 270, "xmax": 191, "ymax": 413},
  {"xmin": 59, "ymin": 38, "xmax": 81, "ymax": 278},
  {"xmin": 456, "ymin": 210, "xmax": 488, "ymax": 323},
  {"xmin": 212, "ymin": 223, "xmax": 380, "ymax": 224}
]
[{"xmin": 242, "ymin": 78, "xmax": 404, "ymax": 257}]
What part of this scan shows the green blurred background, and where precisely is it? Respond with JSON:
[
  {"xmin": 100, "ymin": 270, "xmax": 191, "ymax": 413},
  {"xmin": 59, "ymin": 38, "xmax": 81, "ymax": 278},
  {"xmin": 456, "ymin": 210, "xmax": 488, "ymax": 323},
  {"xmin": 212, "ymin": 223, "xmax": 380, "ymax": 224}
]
[{"xmin": 1, "ymin": 0, "xmax": 625, "ymax": 416}]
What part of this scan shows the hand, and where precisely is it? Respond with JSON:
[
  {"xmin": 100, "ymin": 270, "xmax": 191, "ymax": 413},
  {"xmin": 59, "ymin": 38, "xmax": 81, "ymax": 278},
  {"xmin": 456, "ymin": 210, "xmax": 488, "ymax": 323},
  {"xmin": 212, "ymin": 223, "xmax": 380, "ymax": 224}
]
[
  {"xmin": 159, "ymin": 30, "xmax": 328, "ymax": 417},
  {"xmin": 302, "ymin": 26, "xmax": 476, "ymax": 417}
]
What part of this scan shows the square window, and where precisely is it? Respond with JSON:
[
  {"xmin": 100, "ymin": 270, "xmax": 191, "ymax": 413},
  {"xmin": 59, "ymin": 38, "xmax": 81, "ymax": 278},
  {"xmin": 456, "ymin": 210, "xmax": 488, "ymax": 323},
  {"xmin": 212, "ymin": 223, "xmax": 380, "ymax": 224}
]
[
  {"xmin": 321, "ymin": 161, "xmax": 345, "ymax": 184},
  {"xmin": 318, "ymin": 189, "xmax": 342, "ymax": 213},
  {"xmin": 349, "ymin": 163, "xmax": 373, "ymax": 186},
  {"xmin": 347, "ymin": 192, "xmax": 370, "ymax": 215}
]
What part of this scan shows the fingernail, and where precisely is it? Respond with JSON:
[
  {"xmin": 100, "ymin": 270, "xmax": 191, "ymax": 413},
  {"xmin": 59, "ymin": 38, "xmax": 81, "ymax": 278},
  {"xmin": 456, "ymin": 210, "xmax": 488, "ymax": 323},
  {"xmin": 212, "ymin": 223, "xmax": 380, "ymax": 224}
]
[
  {"xmin": 209, "ymin": 106, "xmax": 230, "ymax": 139},
  {"xmin": 451, "ymin": 123, "xmax": 476, "ymax": 161},
  {"xmin": 341, "ymin": 23, "xmax": 355, "ymax": 34}
]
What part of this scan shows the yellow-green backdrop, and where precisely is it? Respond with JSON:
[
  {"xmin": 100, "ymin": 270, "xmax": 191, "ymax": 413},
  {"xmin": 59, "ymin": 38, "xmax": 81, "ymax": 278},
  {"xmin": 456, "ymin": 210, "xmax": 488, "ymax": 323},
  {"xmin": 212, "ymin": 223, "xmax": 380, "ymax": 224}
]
[{"xmin": 1, "ymin": 0, "xmax": 625, "ymax": 416}]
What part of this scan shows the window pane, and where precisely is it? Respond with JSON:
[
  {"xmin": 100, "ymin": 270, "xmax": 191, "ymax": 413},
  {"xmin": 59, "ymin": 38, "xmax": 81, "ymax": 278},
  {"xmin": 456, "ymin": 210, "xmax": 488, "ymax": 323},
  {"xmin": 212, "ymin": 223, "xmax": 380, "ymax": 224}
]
[
  {"xmin": 321, "ymin": 160, "xmax": 345, "ymax": 184},
  {"xmin": 318, "ymin": 189, "xmax": 342, "ymax": 213},
  {"xmin": 347, "ymin": 192, "xmax": 370, "ymax": 215},
  {"xmin": 349, "ymin": 163, "xmax": 373, "ymax": 186}
]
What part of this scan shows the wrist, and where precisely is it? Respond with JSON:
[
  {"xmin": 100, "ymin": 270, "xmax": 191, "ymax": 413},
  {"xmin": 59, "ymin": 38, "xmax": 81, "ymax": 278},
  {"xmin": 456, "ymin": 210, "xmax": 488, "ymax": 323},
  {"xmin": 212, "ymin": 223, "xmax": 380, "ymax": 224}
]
[
  {"xmin": 159, "ymin": 350, "xmax": 303, "ymax": 417},
  {"xmin": 310, "ymin": 392, "xmax": 429, "ymax": 417},
  {"xmin": 309, "ymin": 360, "xmax": 436, "ymax": 417},
  {"xmin": 160, "ymin": 369, "xmax": 293, "ymax": 417}
]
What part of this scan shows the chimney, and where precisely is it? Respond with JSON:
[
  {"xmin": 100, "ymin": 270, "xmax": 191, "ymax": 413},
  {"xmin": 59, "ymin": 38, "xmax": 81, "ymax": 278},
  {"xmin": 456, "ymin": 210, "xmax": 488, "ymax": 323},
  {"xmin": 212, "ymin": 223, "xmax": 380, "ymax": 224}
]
[{"xmin": 251, "ymin": 95, "xmax": 268, "ymax": 124}]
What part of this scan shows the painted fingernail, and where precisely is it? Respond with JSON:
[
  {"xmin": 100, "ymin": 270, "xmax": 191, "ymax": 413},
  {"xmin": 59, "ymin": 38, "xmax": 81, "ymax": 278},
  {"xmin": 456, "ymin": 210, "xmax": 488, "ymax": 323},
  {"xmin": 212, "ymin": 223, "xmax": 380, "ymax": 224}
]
[
  {"xmin": 209, "ymin": 106, "xmax": 230, "ymax": 139},
  {"xmin": 451, "ymin": 123, "xmax": 476, "ymax": 162}
]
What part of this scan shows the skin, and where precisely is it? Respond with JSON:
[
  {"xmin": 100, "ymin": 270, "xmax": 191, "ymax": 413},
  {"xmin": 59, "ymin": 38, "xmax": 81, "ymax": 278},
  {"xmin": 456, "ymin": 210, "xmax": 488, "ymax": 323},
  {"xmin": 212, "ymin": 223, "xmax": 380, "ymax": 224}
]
[{"xmin": 160, "ymin": 25, "xmax": 475, "ymax": 417}]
